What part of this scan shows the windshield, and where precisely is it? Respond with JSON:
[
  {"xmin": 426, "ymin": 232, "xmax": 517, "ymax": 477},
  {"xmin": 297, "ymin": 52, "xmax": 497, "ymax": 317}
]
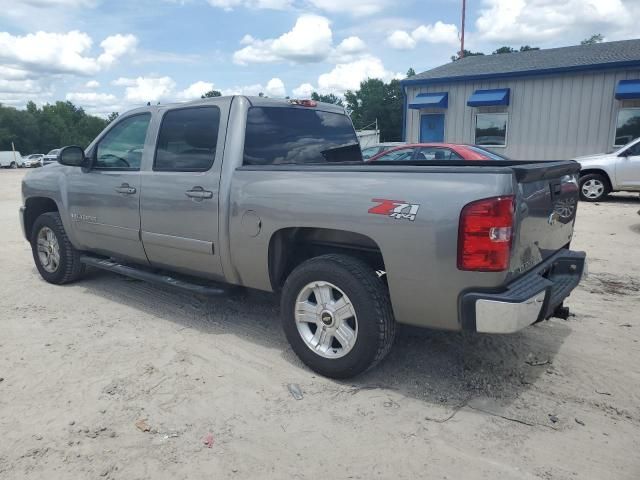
[
  {"xmin": 361, "ymin": 146, "xmax": 382, "ymax": 159},
  {"xmin": 243, "ymin": 107, "xmax": 361, "ymax": 165},
  {"xmin": 47, "ymin": 149, "xmax": 60, "ymax": 155},
  {"xmin": 467, "ymin": 145, "xmax": 509, "ymax": 160}
]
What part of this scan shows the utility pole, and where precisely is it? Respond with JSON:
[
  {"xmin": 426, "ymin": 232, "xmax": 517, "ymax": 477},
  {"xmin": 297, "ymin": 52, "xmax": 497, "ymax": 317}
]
[{"xmin": 460, "ymin": 0, "xmax": 466, "ymax": 59}]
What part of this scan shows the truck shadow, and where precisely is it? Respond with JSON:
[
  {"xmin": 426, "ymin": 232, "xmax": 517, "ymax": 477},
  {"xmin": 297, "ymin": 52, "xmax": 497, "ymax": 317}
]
[{"xmin": 79, "ymin": 269, "xmax": 570, "ymax": 408}]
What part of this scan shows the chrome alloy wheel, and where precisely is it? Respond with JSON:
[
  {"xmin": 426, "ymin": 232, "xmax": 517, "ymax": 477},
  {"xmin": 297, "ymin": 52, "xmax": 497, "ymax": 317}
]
[
  {"xmin": 36, "ymin": 226, "xmax": 61, "ymax": 273},
  {"xmin": 581, "ymin": 179, "xmax": 605, "ymax": 199},
  {"xmin": 294, "ymin": 281, "xmax": 358, "ymax": 359}
]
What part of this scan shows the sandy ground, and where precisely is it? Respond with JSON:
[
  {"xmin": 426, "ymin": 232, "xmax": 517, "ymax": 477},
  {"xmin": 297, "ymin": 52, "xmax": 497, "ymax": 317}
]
[{"xmin": 0, "ymin": 168, "xmax": 639, "ymax": 479}]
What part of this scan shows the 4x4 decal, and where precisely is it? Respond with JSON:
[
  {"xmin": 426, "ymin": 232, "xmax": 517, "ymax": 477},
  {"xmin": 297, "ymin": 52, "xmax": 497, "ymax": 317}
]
[{"xmin": 368, "ymin": 199, "xmax": 420, "ymax": 222}]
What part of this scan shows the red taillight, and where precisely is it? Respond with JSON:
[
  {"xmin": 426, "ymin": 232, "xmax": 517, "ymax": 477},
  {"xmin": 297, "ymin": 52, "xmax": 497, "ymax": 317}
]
[{"xmin": 458, "ymin": 196, "xmax": 515, "ymax": 272}]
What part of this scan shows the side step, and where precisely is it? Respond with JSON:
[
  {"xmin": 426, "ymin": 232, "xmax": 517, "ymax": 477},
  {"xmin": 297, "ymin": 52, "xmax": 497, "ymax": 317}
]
[{"xmin": 80, "ymin": 255, "xmax": 228, "ymax": 296}]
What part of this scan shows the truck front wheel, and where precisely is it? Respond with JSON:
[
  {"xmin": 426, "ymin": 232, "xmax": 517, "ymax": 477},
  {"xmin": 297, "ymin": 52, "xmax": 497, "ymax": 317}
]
[
  {"xmin": 280, "ymin": 254, "xmax": 395, "ymax": 378},
  {"xmin": 30, "ymin": 212, "xmax": 85, "ymax": 284}
]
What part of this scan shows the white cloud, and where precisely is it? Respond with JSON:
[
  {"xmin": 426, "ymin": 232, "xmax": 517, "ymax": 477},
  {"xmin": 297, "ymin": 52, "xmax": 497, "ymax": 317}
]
[
  {"xmin": 113, "ymin": 76, "xmax": 176, "ymax": 103},
  {"xmin": 265, "ymin": 77, "xmax": 286, "ymax": 97},
  {"xmin": 0, "ymin": 78, "xmax": 44, "ymax": 94},
  {"xmin": 292, "ymin": 83, "xmax": 315, "ymax": 98},
  {"xmin": 65, "ymin": 91, "xmax": 117, "ymax": 104},
  {"xmin": 475, "ymin": 0, "xmax": 639, "ymax": 43},
  {"xmin": 387, "ymin": 30, "xmax": 416, "ymax": 49},
  {"xmin": 317, "ymin": 55, "xmax": 401, "ymax": 94},
  {"xmin": 206, "ymin": 0, "xmax": 291, "ymax": 10},
  {"xmin": 387, "ymin": 21, "xmax": 459, "ymax": 50},
  {"xmin": 234, "ymin": 15, "xmax": 333, "ymax": 65},
  {"xmin": 308, "ymin": 0, "xmax": 391, "ymax": 16},
  {"xmin": 336, "ymin": 36, "xmax": 366, "ymax": 54},
  {"xmin": 97, "ymin": 34, "xmax": 138, "ymax": 67},
  {"xmin": 85, "ymin": 80, "xmax": 100, "ymax": 88},
  {"xmin": 176, "ymin": 80, "xmax": 215, "ymax": 100},
  {"xmin": 0, "ymin": 31, "xmax": 137, "ymax": 76},
  {"xmin": 219, "ymin": 77, "xmax": 286, "ymax": 97}
]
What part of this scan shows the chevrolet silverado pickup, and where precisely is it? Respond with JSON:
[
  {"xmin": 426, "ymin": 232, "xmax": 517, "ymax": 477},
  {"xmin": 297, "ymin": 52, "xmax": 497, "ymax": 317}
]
[{"xmin": 20, "ymin": 96, "xmax": 586, "ymax": 378}]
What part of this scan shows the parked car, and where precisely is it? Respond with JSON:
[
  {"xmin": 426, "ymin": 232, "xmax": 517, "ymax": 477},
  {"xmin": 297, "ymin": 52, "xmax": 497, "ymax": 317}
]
[
  {"xmin": 574, "ymin": 137, "xmax": 640, "ymax": 201},
  {"xmin": 19, "ymin": 96, "xmax": 586, "ymax": 378},
  {"xmin": 23, "ymin": 154, "xmax": 44, "ymax": 168},
  {"xmin": 361, "ymin": 142, "xmax": 405, "ymax": 160},
  {"xmin": 0, "ymin": 151, "xmax": 24, "ymax": 168},
  {"xmin": 366, "ymin": 143, "xmax": 509, "ymax": 162},
  {"xmin": 42, "ymin": 149, "xmax": 61, "ymax": 166}
]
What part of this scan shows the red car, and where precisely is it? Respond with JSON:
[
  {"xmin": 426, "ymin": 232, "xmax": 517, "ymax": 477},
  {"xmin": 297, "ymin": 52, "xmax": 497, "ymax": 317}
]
[{"xmin": 366, "ymin": 143, "xmax": 508, "ymax": 162}]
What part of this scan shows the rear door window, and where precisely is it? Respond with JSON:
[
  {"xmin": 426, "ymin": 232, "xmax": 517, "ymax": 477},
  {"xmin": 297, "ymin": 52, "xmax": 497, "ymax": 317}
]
[
  {"xmin": 243, "ymin": 107, "xmax": 360, "ymax": 165},
  {"xmin": 154, "ymin": 107, "xmax": 220, "ymax": 171}
]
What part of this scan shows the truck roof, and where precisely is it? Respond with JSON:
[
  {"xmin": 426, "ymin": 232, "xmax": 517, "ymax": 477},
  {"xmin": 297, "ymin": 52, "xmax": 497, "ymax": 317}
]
[{"xmin": 120, "ymin": 95, "xmax": 347, "ymax": 117}]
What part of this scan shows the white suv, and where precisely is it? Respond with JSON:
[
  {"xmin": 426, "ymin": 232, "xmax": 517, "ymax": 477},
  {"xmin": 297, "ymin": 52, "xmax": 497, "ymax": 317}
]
[{"xmin": 575, "ymin": 138, "xmax": 640, "ymax": 201}]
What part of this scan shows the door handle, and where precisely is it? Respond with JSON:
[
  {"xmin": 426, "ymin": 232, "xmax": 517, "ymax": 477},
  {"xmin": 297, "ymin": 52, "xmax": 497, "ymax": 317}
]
[
  {"xmin": 185, "ymin": 186, "xmax": 213, "ymax": 200},
  {"xmin": 115, "ymin": 183, "xmax": 137, "ymax": 195}
]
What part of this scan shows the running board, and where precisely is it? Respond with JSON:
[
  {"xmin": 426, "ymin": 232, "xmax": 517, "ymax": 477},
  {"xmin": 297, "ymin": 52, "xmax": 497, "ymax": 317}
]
[{"xmin": 80, "ymin": 255, "xmax": 227, "ymax": 296}]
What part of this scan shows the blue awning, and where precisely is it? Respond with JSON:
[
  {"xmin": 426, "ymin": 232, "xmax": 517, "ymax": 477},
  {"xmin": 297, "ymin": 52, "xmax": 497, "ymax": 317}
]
[
  {"xmin": 467, "ymin": 88, "xmax": 510, "ymax": 107},
  {"xmin": 408, "ymin": 92, "xmax": 448, "ymax": 109},
  {"xmin": 615, "ymin": 80, "xmax": 640, "ymax": 100}
]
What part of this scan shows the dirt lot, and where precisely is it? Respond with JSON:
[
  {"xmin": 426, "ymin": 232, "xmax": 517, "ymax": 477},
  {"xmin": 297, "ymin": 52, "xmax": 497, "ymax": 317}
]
[{"xmin": 0, "ymin": 168, "xmax": 639, "ymax": 479}]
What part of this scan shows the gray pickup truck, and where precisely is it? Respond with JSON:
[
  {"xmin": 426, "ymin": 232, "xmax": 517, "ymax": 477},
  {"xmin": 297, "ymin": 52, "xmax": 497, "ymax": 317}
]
[{"xmin": 20, "ymin": 96, "xmax": 586, "ymax": 378}]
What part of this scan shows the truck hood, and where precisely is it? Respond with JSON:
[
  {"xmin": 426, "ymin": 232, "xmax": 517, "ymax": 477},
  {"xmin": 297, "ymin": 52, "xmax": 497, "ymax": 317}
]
[{"xmin": 574, "ymin": 153, "xmax": 615, "ymax": 165}]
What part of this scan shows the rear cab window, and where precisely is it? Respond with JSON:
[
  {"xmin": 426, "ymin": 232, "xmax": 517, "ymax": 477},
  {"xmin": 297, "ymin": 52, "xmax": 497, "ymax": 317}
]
[{"xmin": 243, "ymin": 106, "xmax": 361, "ymax": 165}]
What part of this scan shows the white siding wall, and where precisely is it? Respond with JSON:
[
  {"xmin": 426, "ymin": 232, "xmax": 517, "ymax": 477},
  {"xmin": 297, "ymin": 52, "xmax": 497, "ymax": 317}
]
[{"xmin": 406, "ymin": 68, "xmax": 640, "ymax": 160}]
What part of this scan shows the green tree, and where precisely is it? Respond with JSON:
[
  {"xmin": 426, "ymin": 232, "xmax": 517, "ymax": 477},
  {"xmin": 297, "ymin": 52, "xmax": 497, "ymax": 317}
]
[
  {"xmin": 581, "ymin": 34, "xmax": 604, "ymax": 45},
  {"xmin": 0, "ymin": 100, "xmax": 107, "ymax": 154},
  {"xmin": 106, "ymin": 112, "xmax": 119, "ymax": 124},
  {"xmin": 345, "ymin": 78, "xmax": 403, "ymax": 141},
  {"xmin": 493, "ymin": 46, "xmax": 516, "ymax": 54},
  {"xmin": 451, "ymin": 49, "xmax": 485, "ymax": 61},
  {"xmin": 406, "ymin": 67, "xmax": 416, "ymax": 77},
  {"xmin": 519, "ymin": 45, "xmax": 540, "ymax": 52},
  {"xmin": 310, "ymin": 92, "xmax": 344, "ymax": 106},
  {"xmin": 201, "ymin": 90, "xmax": 222, "ymax": 98}
]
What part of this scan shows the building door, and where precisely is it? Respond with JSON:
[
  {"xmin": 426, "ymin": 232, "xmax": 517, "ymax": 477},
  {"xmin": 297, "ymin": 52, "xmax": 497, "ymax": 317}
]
[{"xmin": 420, "ymin": 114, "xmax": 445, "ymax": 142}]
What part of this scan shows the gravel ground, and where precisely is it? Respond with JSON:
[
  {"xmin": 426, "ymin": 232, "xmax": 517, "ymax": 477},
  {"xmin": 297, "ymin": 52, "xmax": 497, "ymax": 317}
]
[{"xmin": 1, "ymin": 168, "xmax": 639, "ymax": 479}]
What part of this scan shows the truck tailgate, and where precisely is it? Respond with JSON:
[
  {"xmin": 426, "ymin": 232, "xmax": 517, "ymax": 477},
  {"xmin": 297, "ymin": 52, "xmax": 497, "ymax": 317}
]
[{"xmin": 509, "ymin": 161, "xmax": 581, "ymax": 277}]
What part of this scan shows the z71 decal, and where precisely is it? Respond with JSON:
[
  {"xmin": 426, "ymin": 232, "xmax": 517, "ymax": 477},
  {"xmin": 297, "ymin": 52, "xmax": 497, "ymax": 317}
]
[{"xmin": 368, "ymin": 199, "xmax": 420, "ymax": 222}]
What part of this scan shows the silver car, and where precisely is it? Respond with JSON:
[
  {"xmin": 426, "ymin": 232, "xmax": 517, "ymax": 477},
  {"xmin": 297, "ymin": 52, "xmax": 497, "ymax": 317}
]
[
  {"xmin": 23, "ymin": 154, "xmax": 44, "ymax": 168},
  {"xmin": 575, "ymin": 137, "xmax": 640, "ymax": 201}
]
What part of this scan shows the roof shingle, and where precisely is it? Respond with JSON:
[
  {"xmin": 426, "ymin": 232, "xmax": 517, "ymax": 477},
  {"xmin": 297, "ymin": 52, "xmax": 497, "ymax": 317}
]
[{"xmin": 409, "ymin": 39, "xmax": 640, "ymax": 83}]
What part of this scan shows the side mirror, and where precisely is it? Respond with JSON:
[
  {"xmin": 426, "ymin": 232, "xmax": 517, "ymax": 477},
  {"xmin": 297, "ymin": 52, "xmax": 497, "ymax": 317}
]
[{"xmin": 58, "ymin": 146, "xmax": 86, "ymax": 167}]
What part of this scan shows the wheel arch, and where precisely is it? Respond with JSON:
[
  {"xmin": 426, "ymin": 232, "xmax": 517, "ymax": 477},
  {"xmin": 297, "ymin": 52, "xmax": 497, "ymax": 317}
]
[
  {"xmin": 580, "ymin": 168, "xmax": 614, "ymax": 191},
  {"xmin": 268, "ymin": 227, "xmax": 386, "ymax": 291},
  {"xmin": 24, "ymin": 197, "xmax": 60, "ymax": 240}
]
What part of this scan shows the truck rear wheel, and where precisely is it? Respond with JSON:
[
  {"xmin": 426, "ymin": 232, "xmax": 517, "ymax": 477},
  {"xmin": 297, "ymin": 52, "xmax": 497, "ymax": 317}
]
[
  {"xmin": 31, "ymin": 212, "xmax": 85, "ymax": 284},
  {"xmin": 281, "ymin": 254, "xmax": 395, "ymax": 378}
]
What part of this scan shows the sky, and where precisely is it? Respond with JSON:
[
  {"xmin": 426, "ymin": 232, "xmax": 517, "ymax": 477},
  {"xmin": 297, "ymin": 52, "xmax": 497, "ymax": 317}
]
[{"xmin": 0, "ymin": 0, "xmax": 639, "ymax": 117}]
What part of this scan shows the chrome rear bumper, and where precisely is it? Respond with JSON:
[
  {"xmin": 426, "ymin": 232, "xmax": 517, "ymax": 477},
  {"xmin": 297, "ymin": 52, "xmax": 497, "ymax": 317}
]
[{"xmin": 461, "ymin": 249, "xmax": 587, "ymax": 334}]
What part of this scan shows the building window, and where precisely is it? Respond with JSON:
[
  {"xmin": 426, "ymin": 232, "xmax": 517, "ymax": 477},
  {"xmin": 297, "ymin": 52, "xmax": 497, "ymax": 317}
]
[
  {"xmin": 475, "ymin": 113, "xmax": 508, "ymax": 147},
  {"xmin": 614, "ymin": 108, "xmax": 640, "ymax": 147}
]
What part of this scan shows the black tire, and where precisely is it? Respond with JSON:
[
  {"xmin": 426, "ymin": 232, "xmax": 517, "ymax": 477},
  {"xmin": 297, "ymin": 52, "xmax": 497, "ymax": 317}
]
[
  {"xmin": 281, "ymin": 254, "xmax": 395, "ymax": 378},
  {"xmin": 579, "ymin": 173, "xmax": 610, "ymax": 202},
  {"xmin": 31, "ymin": 212, "xmax": 85, "ymax": 284}
]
